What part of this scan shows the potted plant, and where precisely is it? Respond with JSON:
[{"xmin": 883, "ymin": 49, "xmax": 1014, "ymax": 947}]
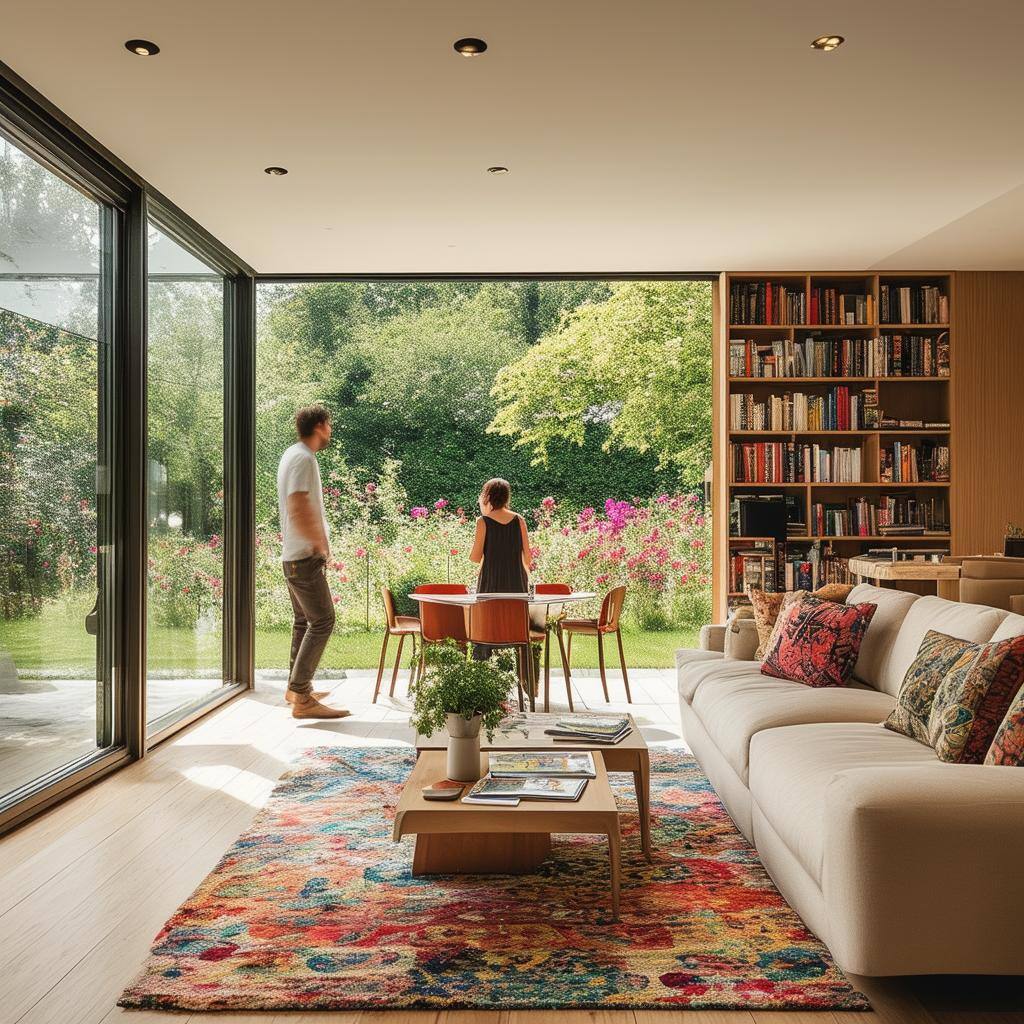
[{"xmin": 410, "ymin": 640, "xmax": 517, "ymax": 782}]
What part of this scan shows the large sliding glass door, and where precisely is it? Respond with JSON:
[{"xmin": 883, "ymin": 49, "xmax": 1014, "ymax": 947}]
[
  {"xmin": 145, "ymin": 223, "xmax": 232, "ymax": 734},
  {"xmin": 0, "ymin": 132, "xmax": 116, "ymax": 802}
]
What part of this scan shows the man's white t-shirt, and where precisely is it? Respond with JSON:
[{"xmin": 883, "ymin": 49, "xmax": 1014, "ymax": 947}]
[{"xmin": 277, "ymin": 441, "xmax": 330, "ymax": 562}]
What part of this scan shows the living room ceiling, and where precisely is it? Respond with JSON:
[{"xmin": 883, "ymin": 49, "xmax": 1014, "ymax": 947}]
[{"xmin": 3, "ymin": 0, "xmax": 1024, "ymax": 273}]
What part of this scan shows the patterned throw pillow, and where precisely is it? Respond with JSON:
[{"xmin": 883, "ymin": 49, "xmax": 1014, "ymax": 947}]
[
  {"xmin": 986, "ymin": 686, "xmax": 1024, "ymax": 765},
  {"xmin": 883, "ymin": 630, "xmax": 978, "ymax": 746},
  {"xmin": 761, "ymin": 595, "xmax": 877, "ymax": 688},
  {"xmin": 927, "ymin": 635, "xmax": 1024, "ymax": 763}
]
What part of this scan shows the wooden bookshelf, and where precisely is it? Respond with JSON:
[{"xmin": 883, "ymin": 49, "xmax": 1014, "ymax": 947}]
[{"xmin": 713, "ymin": 271, "xmax": 954, "ymax": 617}]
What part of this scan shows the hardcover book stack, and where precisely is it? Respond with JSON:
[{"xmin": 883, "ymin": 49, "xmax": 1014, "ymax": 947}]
[
  {"xmin": 880, "ymin": 441, "xmax": 950, "ymax": 483},
  {"xmin": 462, "ymin": 751, "xmax": 598, "ymax": 806},
  {"xmin": 730, "ymin": 387, "xmax": 876, "ymax": 431},
  {"xmin": 732, "ymin": 442, "xmax": 863, "ymax": 483},
  {"xmin": 729, "ymin": 280, "xmax": 807, "ymax": 325},
  {"xmin": 880, "ymin": 283, "xmax": 948, "ymax": 324},
  {"xmin": 810, "ymin": 287, "xmax": 874, "ymax": 325}
]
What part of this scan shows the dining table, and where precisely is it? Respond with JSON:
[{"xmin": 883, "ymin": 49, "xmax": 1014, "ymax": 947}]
[{"xmin": 409, "ymin": 590, "xmax": 597, "ymax": 711}]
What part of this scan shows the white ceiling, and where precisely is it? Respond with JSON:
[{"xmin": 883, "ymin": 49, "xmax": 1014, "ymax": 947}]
[{"xmin": 3, "ymin": 0, "xmax": 1024, "ymax": 273}]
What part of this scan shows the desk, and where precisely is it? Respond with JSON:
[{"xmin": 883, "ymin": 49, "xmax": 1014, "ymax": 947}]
[{"xmin": 847, "ymin": 556, "xmax": 961, "ymax": 600}]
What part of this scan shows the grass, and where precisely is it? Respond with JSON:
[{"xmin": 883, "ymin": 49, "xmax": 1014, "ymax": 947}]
[{"xmin": 0, "ymin": 597, "xmax": 700, "ymax": 676}]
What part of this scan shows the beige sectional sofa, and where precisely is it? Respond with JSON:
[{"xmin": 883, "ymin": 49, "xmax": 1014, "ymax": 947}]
[{"xmin": 676, "ymin": 583, "xmax": 1024, "ymax": 977}]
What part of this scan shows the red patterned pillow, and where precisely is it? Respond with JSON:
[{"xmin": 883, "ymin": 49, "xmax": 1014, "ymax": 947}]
[
  {"xmin": 986, "ymin": 685, "xmax": 1024, "ymax": 766},
  {"xmin": 761, "ymin": 595, "xmax": 877, "ymax": 688}
]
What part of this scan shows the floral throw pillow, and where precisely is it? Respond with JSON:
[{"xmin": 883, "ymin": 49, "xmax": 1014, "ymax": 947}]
[
  {"xmin": 748, "ymin": 589, "xmax": 788, "ymax": 660},
  {"xmin": 927, "ymin": 635, "xmax": 1024, "ymax": 763},
  {"xmin": 986, "ymin": 686, "xmax": 1024, "ymax": 765},
  {"xmin": 884, "ymin": 630, "xmax": 978, "ymax": 746},
  {"xmin": 761, "ymin": 595, "xmax": 877, "ymax": 688}
]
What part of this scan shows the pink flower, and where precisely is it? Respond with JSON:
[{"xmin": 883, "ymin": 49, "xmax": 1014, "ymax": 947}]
[
  {"xmin": 410, "ymin": 506, "xmax": 428, "ymax": 519},
  {"xmin": 332, "ymin": 595, "xmax": 341, "ymax": 604},
  {"xmin": 690, "ymin": 538, "xmax": 705, "ymax": 550},
  {"xmin": 210, "ymin": 577, "xmax": 222, "ymax": 588},
  {"xmin": 332, "ymin": 561, "xmax": 344, "ymax": 570},
  {"xmin": 375, "ymin": 535, "xmax": 383, "ymax": 544},
  {"xmin": 365, "ymin": 482, "xmax": 377, "ymax": 494},
  {"xmin": 596, "ymin": 573, "xmax": 610, "ymax": 585},
  {"xmin": 79, "ymin": 498, "xmax": 89, "ymax": 509},
  {"xmin": 89, "ymin": 545, "xmax": 98, "ymax": 554},
  {"xmin": 694, "ymin": 515, "xmax": 706, "ymax": 528},
  {"xmin": 183, "ymin": 586, "xmax": 190, "ymax": 594},
  {"xmin": 434, "ymin": 499, "xmax": 448, "ymax": 510},
  {"xmin": 43, "ymin": 560, "xmax": 50, "ymax": 569},
  {"xmin": 679, "ymin": 573, "xmax": 689, "ymax": 585},
  {"xmin": 656, "ymin": 493, "xmax": 670, "ymax": 504},
  {"xmin": 403, "ymin": 545, "xmax": 413, "ymax": 553},
  {"xmin": 530, "ymin": 545, "xmax": 540, "ymax": 559},
  {"xmin": 355, "ymin": 547, "xmax": 366, "ymax": 558},
  {"xmin": 450, "ymin": 547, "xmax": 459, "ymax": 556},
  {"xmin": 177, "ymin": 546, "xmax": 190, "ymax": 556},
  {"xmin": 671, "ymin": 560, "xmax": 683, "ymax": 570},
  {"xmin": 340, "ymin": 574, "xmax": 349, "ymax": 583},
  {"xmin": 541, "ymin": 496, "xmax": 556, "ymax": 509},
  {"xmin": 208, "ymin": 535, "xmax": 221, "ymax": 549}
]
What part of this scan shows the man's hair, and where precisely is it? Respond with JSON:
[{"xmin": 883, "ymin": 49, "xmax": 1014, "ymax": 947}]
[
  {"xmin": 482, "ymin": 477, "xmax": 511, "ymax": 510},
  {"xmin": 295, "ymin": 404, "xmax": 331, "ymax": 439}
]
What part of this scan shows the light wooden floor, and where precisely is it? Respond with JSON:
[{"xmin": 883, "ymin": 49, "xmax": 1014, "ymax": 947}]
[{"xmin": 2, "ymin": 668, "xmax": 1021, "ymax": 1024}]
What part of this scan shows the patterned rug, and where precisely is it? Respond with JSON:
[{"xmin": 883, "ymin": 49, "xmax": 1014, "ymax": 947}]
[{"xmin": 120, "ymin": 747, "xmax": 868, "ymax": 1012}]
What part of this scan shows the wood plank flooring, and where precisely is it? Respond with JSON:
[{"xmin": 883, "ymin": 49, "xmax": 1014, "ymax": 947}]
[{"xmin": 2, "ymin": 668, "xmax": 1021, "ymax": 1024}]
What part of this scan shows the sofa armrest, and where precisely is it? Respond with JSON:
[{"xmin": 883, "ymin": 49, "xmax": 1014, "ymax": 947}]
[
  {"xmin": 698, "ymin": 624, "xmax": 726, "ymax": 652},
  {"xmin": 821, "ymin": 764, "xmax": 1024, "ymax": 975}
]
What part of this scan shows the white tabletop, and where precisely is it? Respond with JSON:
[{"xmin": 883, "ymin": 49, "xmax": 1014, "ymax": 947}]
[{"xmin": 409, "ymin": 590, "xmax": 597, "ymax": 606}]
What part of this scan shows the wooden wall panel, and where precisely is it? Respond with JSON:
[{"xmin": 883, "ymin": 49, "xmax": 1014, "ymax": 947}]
[{"xmin": 952, "ymin": 272, "xmax": 1024, "ymax": 556}]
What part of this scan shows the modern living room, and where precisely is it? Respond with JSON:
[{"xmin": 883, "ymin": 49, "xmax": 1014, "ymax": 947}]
[{"xmin": 3, "ymin": 3, "xmax": 1024, "ymax": 1023}]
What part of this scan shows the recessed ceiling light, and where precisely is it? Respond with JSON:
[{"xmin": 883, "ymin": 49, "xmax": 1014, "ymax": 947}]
[
  {"xmin": 264, "ymin": 166, "xmax": 288, "ymax": 176},
  {"xmin": 811, "ymin": 35, "xmax": 844, "ymax": 51},
  {"xmin": 486, "ymin": 166, "xmax": 509, "ymax": 175},
  {"xmin": 454, "ymin": 37, "xmax": 487, "ymax": 57},
  {"xmin": 125, "ymin": 39, "xmax": 160, "ymax": 56}
]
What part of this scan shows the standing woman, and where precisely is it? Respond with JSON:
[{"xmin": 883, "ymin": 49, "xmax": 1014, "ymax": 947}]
[{"xmin": 468, "ymin": 478, "xmax": 532, "ymax": 661}]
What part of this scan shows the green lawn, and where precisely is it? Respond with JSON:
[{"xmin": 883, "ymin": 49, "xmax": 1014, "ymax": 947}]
[{"xmin": 1, "ymin": 598, "xmax": 699, "ymax": 676}]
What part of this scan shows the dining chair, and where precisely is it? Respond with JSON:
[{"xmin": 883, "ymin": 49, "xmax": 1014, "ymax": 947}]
[
  {"xmin": 415, "ymin": 583, "xmax": 469, "ymax": 679},
  {"xmin": 373, "ymin": 586, "xmax": 422, "ymax": 703},
  {"xmin": 560, "ymin": 585, "xmax": 632, "ymax": 704},
  {"xmin": 467, "ymin": 598, "xmax": 536, "ymax": 712},
  {"xmin": 533, "ymin": 582, "xmax": 573, "ymax": 713}
]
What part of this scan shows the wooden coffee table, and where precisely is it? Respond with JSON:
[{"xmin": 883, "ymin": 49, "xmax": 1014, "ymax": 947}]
[
  {"xmin": 393, "ymin": 749, "xmax": 623, "ymax": 919},
  {"xmin": 416, "ymin": 711, "xmax": 652, "ymax": 862}
]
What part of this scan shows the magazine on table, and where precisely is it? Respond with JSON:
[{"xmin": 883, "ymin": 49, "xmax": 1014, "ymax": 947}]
[
  {"xmin": 488, "ymin": 751, "xmax": 596, "ymax": 779},
  {"xmin": 544, "ymin": 715, "xmax": 631, "ymax": 744},
  {"xmin": 462, "ymin": 775, "xmax": 588, "ymax": 802}
]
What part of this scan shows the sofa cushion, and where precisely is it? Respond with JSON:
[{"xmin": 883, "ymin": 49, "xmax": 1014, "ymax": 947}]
[
  {"xmin": 986, "ymin": 685, "xmax": 1024, "ymax": 765},
  {"xmin": 749, "ymin": 722, "xmax": 938, "ymax": 885},
  {"xmin": 882, "ymin": 595, "xmax": 1007, "ymax": 697},
  {"xmin": 762, "ymin": 596, "xmax": 877, "ymax": 688},
  {"xmin": 690, "ymin": 673, "xmax": 895, "ymax": 784},
  {"xmin": 991, "ymin": 612, "xmax": 1024, "ymax": 642},
  {"xmin": 678, "ymin": 655, "xmax": 757, "ymax": 704},
  {"xmin": 845, "ymin": 584, "xmax": 919, "ymax": 694}
]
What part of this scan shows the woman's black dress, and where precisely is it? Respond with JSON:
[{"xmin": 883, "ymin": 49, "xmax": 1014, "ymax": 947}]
[{"xmin": 473, "ymin": 515, "xmax": 529, "ymax": 660}]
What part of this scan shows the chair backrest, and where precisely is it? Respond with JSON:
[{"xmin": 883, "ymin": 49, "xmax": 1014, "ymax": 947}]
[
  {"xmin": 380, "ymin": 585, "xmax": 399, "ymax": 630},
  {"xmin": 414, "ymin": 584, "xmax": 469, "ymax": 642},
  {"xmin": 599, "ymin": 585, "xmax": 627, "ymax": 630},
  {"xmin": 468, "ymin": 598, "xmax": 530, "ymax": 646},
  {"xmin": 535, "ymin": 581, "xmax": 571, "ymax": 619}
]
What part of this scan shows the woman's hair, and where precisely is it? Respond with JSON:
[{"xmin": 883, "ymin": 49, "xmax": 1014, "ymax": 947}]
[{"xmin": 482, "ymin": 477, "xmax": 511, "ymax": 510}]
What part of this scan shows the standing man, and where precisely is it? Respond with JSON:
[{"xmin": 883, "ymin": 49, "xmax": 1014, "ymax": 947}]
[{"xmin": 278, "ymin": 404, "xmax": 350, "ymax": 719}]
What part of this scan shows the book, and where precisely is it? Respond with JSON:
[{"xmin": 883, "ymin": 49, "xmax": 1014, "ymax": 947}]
[
  {"xmin": 488, "ymin": 752, "xmax": 596, "ymax": 778},
  {"xmin": 463, "ymin": 775, "xmax": 587, "ymax": 802},
  {"xmin": 555, "ymin": 715, "xmax": 629, "ymax": 736}
]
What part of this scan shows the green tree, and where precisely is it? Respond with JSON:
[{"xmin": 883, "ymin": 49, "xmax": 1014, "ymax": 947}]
[{"xmin": 489, "ymin": 280, "xmax": 713, "ymax": 488}]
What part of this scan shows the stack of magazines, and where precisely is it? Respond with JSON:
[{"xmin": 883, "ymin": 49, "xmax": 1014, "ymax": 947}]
[
  {"xmin": 462, "ymin": 752, "xmax": 596, "ymax": 805},
  {"xmin": 543, "ymin": 715, "xmax": 631, "ymax": 745}
]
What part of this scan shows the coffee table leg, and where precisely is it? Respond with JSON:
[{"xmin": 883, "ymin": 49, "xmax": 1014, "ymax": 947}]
[
  {"xmin": 635, "ymin": 748, "xmax": 652, "ymax": 863},
  {"xmin": 607, "ymin": 821, "xmax": 621, "ymax": 921}
]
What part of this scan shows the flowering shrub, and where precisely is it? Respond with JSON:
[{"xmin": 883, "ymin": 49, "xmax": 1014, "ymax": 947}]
[{"xmin": 148, "ymin": 531, "xmax": 224, "ymax": 628}]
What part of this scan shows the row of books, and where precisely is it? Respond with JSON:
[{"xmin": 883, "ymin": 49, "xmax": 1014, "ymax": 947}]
[
  {"xmin": 729, "ymin": 334, "xmax": 950, "ymax": 378},
  {"xmin": 730, "ymin": 281, "xmax": 808, "ymax": 325},
  {"xmin": 731, "ymin": 387, "xmax": 877, "ymax": 432},
  {"xmin": 811, "ymin": 287, "xmax": 874, "ymax": 325},
  {"xmin": 730, "ymin": 545, "xmax": 778, "ymax": 594},
  {"xmin": 783, "ymin": 548, "xmax": 852, "ymax": 590},
  {"xmin": 880, "ymin": 441, "xmax": 950, "ymax": 482},
  {"xmin": 879, "ymin": 283, "xmax": 948, "ymax": 324},
  {"xmin": 812, "ymin": 493, "xmax": 950, "ymax": 536},
  {"xmin": 732, "ymin": 442, "xmax": 864, "ymax": 483}
]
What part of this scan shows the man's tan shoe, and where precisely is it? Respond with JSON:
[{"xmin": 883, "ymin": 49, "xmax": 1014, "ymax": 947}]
[
  {"xmin": 285, "ymin": 689, "xmax": 328, "ymax": 704},
  {"xmin": 291, "ymin": 696, "xmax": 351, "ymax": 720}
]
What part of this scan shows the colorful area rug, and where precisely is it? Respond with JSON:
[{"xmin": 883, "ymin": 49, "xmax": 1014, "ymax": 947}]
[{"xmin": 120, "ymin": 747, "xmax": 868, "ymax": 1012}]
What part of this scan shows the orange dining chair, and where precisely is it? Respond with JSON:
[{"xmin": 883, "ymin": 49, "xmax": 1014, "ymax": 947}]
[
  {"xmin": 373, "ymin": 586, "xmax": 422, "ymax": 703},
  {"xmin": 533, "ymin": 583, "xmax": 573, "ymax": 713},
  {"xmin": 467, "ymin": 598, "xmax": 536, "ymax": 712},
  {"xmin": 415, "ymin": 583, "xmax": 469, "ymax": 678},
  {"xmin": 560, "ymin": 585, "xmax": 632, "ymax": 704}
]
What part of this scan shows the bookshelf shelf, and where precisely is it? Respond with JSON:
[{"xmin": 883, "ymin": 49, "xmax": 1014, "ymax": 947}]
[{"xmin": 716, "ymin": 271, "xmax": 954, "ymax": 616}]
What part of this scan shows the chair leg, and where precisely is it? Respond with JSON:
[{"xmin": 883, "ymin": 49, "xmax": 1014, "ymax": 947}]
[
  {"xmin": 616, "ymin": 628, "xmax": 632, "ymax": 704},
  {"xmin": 389, "ymin": 634, "xmax": 406, "ymax": 698},
  {"xmin": 543, "ymin": 630, "xmax": 551, "ymax": 713},
  {"xmin": 597, "ymin": 631, "xmax": 610, "ymax": 702},
  {"xmin": 515, "ymin": 648, "xmax": 525, "ymax": 711},
  {"xmin": 526, "ymin": 644, "xmax": 536, "ymax": 713},
  {"xmin": 556, "ymin": 624, "xmax": 574, "ymax": 712},
  {"xmin": 567, "ymin": 631, "xmax": 573, "ymax": 665},
  {"xmin": 373, "ymin": 630, "xmax": 389, "ymax": 703}
]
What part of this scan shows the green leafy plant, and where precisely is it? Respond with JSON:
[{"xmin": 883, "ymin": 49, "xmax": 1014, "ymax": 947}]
[{"xmin": 410, "ymin": 640, "xmax": 517, "ymax": 741}]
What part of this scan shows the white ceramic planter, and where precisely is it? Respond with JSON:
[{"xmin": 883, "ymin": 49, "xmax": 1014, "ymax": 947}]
[{"xmin": 445, "ymin": 712, "xmax": 483, "ymax": 782}]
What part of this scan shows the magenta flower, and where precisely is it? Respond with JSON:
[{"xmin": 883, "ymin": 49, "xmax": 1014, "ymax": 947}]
[
  {"xmin": 541, "ymin": 496, "xmax": 556, "ymax": 509},
  {"xmin": 410, "ymin": 506, "xmax": 428, "ymax": 519},
  {"xmin": 690, "ymin": 538, "xmax": 705, "ymax": 551},
  {"xmin": 596, "ymin": 572, "xmax": 610, "ymax": 585},
  {"xmin": 656, "ymin": 493, "xmax": 670, "ymax": 504},
  {"xmin": 434, "ymin": 499, "xmax": 448, "ymax": 510},
  {"xmin": 355, "ymin": 547, "xmax": 366, "ymax": 558}
]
